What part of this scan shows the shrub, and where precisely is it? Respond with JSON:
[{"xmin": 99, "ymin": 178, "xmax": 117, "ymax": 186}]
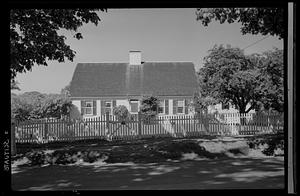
[
  {"xmin": 140, "ymin": 95, "xmax": 159, "ymax": 124},
  {"xmin": 247, "ymin": 134, "xmax": 284, "ymax": 156},
  {"xmin": 156, "ymin": 141, "xmax": 220, "ymax": 159},
  {"xmin": 26, "ymin": 151, "xmax": 46, "ymax": 165},
  {"xmin": 52, "ymin": 152, "xmax": 77, "ymax": 164},
  {"xmin": 82, "ymin": 150, "xmax": 102, "ymax": 163},
  {"xmin": 113, "ymin": 105, "xmax": 130, "ymax": 123}
]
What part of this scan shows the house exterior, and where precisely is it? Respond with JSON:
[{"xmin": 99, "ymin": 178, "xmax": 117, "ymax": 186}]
[
  {"xmin": 69, "ymin": 51, "xmax": 199, "ymax": 119},
  {"xmin": 207, "ymin": 102, "xmax": 256, "ymax": 114}
]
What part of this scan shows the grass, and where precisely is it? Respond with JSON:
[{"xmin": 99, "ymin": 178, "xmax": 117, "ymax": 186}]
[{"xmin": 12, "ymin": 133, "xmax": 284, "ymax": 167}]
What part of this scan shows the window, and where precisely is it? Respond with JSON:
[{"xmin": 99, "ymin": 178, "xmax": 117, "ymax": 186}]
[
  {"xmin": 130, "ymin": 100, "xmax": 139, "ymax": 113},
  {"xmin": 105, "ymin": 101, "xmax": 112, "ymax": 114},
  {"xmin": 177, "ymin": 100, "xmax": 184, "ymax": 114},
  {"xmin": 82, "ymin": 101, "xmax": 93, "ymax": 115},
  {"xmin": 158, "ymin": 100, "xmax": 164, "ymax": 114}
]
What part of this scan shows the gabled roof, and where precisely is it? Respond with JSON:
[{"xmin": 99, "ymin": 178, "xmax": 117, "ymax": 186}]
[{"xmin": 69, "ymin": 62, "xmax": 199, "ymax": 98}]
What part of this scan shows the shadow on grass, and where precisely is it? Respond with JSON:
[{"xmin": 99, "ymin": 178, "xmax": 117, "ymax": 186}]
[
  {"xmin": 12, "ymin": 156, "xmax": 284, "ymax": 191},
  {"xmin": 15, "ymin": 135, "xmax": 221, "ymax": 155}
]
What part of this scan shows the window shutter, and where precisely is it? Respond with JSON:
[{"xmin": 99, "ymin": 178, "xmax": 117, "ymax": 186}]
[
  {"xmin": 173, "ymin": 99, "xmax": 177, "ymax": 114},
  {"xmin": 81, "ymin": 100, "xmax": 85, "ymax": 115},
  {"xmin": 101, "ymin": 100, "xmax": 105, "ymax": 115},
  {"xmin": 184, "ymin": 99, "xmax": 188, "ymax": 114},
  {"xmin": 112, "ymin": 100, "xmax": 116, "ymax": 113},
  {"xmin": 93, "ymin": 100, "xmax": 96, "ymax": 115},
  {"xmin": 165, "ymin": 99, "xmax": 169, "ymax": 115}
]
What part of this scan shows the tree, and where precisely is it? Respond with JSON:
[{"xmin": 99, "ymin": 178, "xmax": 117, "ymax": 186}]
[
  {"xmin": 198, "ymin": 45, "xmax": 283, "ymax": 114},
  {"xmin": 192, "ymin": 92, "xmax": 218, "ymax": 114},
  {"xmin": 11, "ymin": 80, "xmax": 20, "ymax": 90},
  {"xmin": 11, "ymin": 91, "xmax": 73, "ymax": 121},
  {"xmin": 40, "ymin": 94, "xmax": 72, "ymax": 119},
  {"xmin": 196, "ymin": 8, "xmax": 284, "ymax": 39},
  {"xmin": 10, "ymin": 9, "xmax": 106, "ymax": 83},
  {"xmin": 140, "ymin": 95, "xmax": 159, "ymax": 123},
  {"xmin": 61, "ymin": 83, "xmax": 71, "ymax": 97},
  {"xmin": 113, "ymin": 105, "xmax": 130, "ymax": 123},
  {"xmin": 250, "ymin": 48, "xmax": 284, "ymax": 112}
]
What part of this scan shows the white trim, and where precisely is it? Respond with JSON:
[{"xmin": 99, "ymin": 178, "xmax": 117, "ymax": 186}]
[
  {"xmin": 96, "ymin": 100, "xmax": 101, "ymax": 116},
  {"xmin": 158, "ymin": 100, "xmax": 165, "ymax": 114},
  {"xmin": 177, "ymin": 100, "xmax": 185, "ymax": 114},
  {"xmin": 129, "ymin": 100, "xmax": 139, "ymax": 113},
  {"xmin": 104, "ymin": 100, "xmax": 113, "ymax": 114},
  {"xmin": 82, "ymin": 101, "xmax": 93, "ymax": 115}
]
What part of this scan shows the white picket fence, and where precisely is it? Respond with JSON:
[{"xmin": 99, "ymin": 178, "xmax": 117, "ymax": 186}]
[{"xmin": 12, "ymin": 112, "xmax": 284, "ymax": 143}]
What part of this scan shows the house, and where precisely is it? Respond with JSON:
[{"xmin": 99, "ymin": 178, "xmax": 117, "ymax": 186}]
[
  {"xmin": 69, "ymin": 51, "xmax": 199, "ymax": 119},
  {"xmin": 207, "ymin": 102, "xmax": 256, "ymax": 114}
]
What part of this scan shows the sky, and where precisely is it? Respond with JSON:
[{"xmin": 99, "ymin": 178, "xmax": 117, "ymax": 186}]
[{"xmin": 13, "ymin": 8, "xmax": 283, "ymax": 94}]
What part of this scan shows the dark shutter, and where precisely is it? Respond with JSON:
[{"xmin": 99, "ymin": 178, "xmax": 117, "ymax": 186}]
[
  {"xmin": 101, "ymin": 100, "xmax": 105, "ymax": 116},
  {"xmin": 184, "ymin": 99, "xmax": 188, "ymax": 114},
  {"xmin": 93, "ymin": 100, "xmax": 97, "ymax": 115},
  {"xmin": 112, "ymin": 100, "xmax": 117, "ymax": 114},
  {"xmin": 173, "ymin": 99, "xmax": 177, "ymax": 115},
  {"xmin": 81, "ymin": 100, "xmax": 85, "ymax": 115},
  {"xmin": 165, "ymin": 99, "xmax": 169, "ymax": 115}
]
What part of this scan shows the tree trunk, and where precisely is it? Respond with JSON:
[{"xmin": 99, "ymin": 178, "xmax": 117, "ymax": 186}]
[{"xmin": 239, "ymin": 104, "xmax": 247, "ymax": 126}]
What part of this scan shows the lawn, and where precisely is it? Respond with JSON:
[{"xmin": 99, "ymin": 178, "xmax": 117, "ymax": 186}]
[{"xmin": 11, "ymin": 134, "xmax": 284, "ymax": 190}]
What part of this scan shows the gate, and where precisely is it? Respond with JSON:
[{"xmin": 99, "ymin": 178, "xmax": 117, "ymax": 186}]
[{"xmin": 105, "ymin": 112, "xmax": 141, "ymax": 141}]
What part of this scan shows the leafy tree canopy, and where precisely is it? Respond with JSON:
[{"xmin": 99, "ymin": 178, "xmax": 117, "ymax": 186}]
[
  {"xmin": 11, "ymin": 91, "xmax": 73, "ymax": 121},
  {"xmin": 11, "ymin": 80, "xmax": 20, "ymax": 90},
  {"xmin": 198, "ymin": 45, "xmax": 283, "ymax": 113},
  {"xmin": 10, "ymin": 9, "xmax": 106, "ymax": 83},
  {"xmin": 140, "ymin": 95, "xmax": 159, "ymax": 117},
  {"xmin": 192, "ymin": 92, "xmax": 218, "ymax": 113},
  {"xmin": 113, "ymin": 105, "xmax": 130, "ymax": 122},
  {"xmin": 61, "ymin": 83, "xmax": 71, "ymax": 97},
  {"xmin": 196, "ymin": 8, "xmax": 284, "ymax": 39}
]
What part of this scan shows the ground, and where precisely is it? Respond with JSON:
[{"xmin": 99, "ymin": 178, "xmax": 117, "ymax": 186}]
[{"xmin": 11, "ymin": 134, "xmax": 284, "ymax": 190}]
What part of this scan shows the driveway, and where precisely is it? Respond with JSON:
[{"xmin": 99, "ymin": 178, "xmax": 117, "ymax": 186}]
[{"xmin": 12, "ymin": 156, "xmax": 284, "ymax": 190}]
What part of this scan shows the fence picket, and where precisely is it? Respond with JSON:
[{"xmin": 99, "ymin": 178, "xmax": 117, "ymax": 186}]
[{"xmin": 14, "ymin": 112, "xmax": 283, "ymax": 143}]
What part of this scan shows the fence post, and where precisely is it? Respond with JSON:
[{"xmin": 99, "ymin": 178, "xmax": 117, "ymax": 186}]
[
  {"xmin": 11, "ymin": 120, "xmax": 16, "ymax": 156},
  {"xmin": 105, "ymin": 112, "xmax": 110, "ymax": 137},
  {"xmin": 44, "ymin": 119, "xmax": 48, "ymax": 139},
  {"xmin": 138, "ymin": 111, "xmax": 142, "ymax": 138}
]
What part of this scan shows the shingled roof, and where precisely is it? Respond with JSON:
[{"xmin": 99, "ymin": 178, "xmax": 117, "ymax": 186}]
[{"xmin": 69, "ymin": 62, "xmax": 199, "ymax": 98}]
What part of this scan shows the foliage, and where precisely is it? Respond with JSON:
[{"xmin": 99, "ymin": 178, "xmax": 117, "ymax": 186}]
[
  {"xmin": 113, "ymin": 105, "xmax": 130, "ymax": 122},
  {"xmin": 10, "ymin": 9, "xmax": 106, "ymax": 83},
  {"xmin": 24, "ymin": 150, "xmax": 107, "ymax": 165},
  {"xmin": 251, "ymin": 49, "xmax": 284, "ymax": 112},
  {"xmin": 11, "ymin": 91, "xmax": 73, "ymax": 122},
  {"xmin": 40, "ymin": 94, "xmax": 73, "ymax": 119},
  {"xmin": 196, "ymin": 8, "xmax": 284, "ymax": 39},
  {"xmin": 247, "ymin": 134, "xmax": 284, "ymax": 156},
  {"xmin": 140, "ymin": 95, "xmax": 159, "ymax": 122},
  {"xmin": 156, "ymin": 141, "xmax": 221, "ymax": 159},
  {"xmin": 26, "ymin": 151, "xmax": 46, "ymax": 165},
  {"xmin": 11, "ymin": 91, "xmax": 45, "ymax": 121},
  {"xmin": 11, "ymin": 80, "xmax": 20, "ymax": 90},
  {"xmin": 198, "ymin": 45, "xmax": 283, "ymax": 113},
  {"xmin": 60, "ymin": 83, "xmax": 71, "ymax": 97},
  {"xmin": 192, "ymin": 92, "xmax": 218, "ymax": 113}
]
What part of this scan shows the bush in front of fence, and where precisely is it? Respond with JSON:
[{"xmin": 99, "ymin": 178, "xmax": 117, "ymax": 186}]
[
  {"xmin": 155, "ymin": 141, "xmax": 227, "ymax": 159},
  {"xmin": 246, "ymin": 133, "xmax": 284, "ymax": 156},
  {"xmin": 24, "ymin": 149, "xmax": 108, "ymax": 166}
]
